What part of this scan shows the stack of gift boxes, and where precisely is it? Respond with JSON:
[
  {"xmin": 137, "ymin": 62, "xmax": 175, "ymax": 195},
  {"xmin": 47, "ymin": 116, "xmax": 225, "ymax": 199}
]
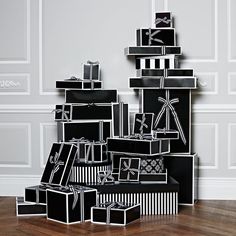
[{"xmin": 16, "ymin": 11, "xmax": 198, "ymax": 225}]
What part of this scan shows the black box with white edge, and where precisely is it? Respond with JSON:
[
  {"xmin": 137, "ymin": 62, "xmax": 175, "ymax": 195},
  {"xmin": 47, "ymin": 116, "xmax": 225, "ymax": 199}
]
[
  {"xmin": 107, "ymin": 137, "xmax": 170, "ymax": 156},
  {"xmin": 155, "ymin": 12, "xmax": 172, "ymax": 28},
  {"xmin": 91, "ymin": 202, "xmax": 140, "ymax": 226},
  {"xmin": 56, "ymin": 79, "xmax": 102, "ymax": 89},
  {"xmin": 16, "ymin": 197, "xmax": 46, "ymax": 216},
  {"xmin": 25, "ymin": 185, "xmax": 47, "ymax": 204},
  {"xmin": 141, "ymin": 89, "xmax": 191, "ymax": 154},
  {"xmin": 136, "ymin": 69, "xmax": 194, "ymax": 77},
  {"xmin": 57, "ymin": 120, "xmax": 112, "ymax": 142},
  {"xmin": 164, "ymin": 153, "xmax": 199, "ymax": 205},
  {"xmin": 124, "ymin": 46, "xmax": 182, "ymax": 56},
  {"xmin": 41, "ymin": 143, "xmax": 77, "ymax": 187},
  {"xmin": 133, "ymin": 113, "xmax": 154, "ymax": 135},
  {"xmin": 65, "ymin": 89, "xmax": 118, "ymax": 104},
  {"xmin": 46, "ymin": 186, "xmax": 97, "ymax": 224},
  {"xmin": 136, "ymin": 28, "xmax": 175, "ymax": 46}
]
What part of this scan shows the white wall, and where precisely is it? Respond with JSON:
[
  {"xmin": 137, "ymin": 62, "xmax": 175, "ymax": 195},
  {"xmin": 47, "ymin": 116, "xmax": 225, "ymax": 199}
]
[{"xmin": 0, "ymin": 0, "xmax": 235, "ymax": 199}]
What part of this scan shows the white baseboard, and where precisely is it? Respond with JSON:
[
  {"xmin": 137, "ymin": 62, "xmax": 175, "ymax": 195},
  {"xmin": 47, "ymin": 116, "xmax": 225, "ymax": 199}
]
[{"xmin": 0, "ymin": 175, "xmax": 236, "ymax": 200}]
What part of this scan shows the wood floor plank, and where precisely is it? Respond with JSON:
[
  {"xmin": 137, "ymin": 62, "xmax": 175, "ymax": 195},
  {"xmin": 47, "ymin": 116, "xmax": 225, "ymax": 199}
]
[{"xmin": 1, "ymin": 197, "xmax": 235, "ymax": 236}]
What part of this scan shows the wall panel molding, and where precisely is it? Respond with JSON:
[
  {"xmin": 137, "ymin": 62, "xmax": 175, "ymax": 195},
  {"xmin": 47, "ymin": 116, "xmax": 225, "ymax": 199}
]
[{"xmin": 227, "ymin": 123, "xmax": 236, "ymax": 169}]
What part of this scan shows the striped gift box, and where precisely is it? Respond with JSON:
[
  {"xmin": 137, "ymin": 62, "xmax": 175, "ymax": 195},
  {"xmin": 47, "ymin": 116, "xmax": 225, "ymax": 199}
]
[
  {"xmin": 136, "ymin": 57, "xmax": 176, "ymax": 69},
  {"xmin": 69, "ymin": 161, "xmax": 112, "ymax": 184}
]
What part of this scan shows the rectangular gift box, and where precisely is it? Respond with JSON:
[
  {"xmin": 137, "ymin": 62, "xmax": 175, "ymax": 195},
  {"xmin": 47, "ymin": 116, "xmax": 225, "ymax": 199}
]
[
  {"xmin": 136, "ymin": 69, "xmax": 194, "ymax": 77},
  {"xmin": 164, "ymin": 153, "xmax": 198, "ymax": 205},
  {"xmin": 54, "ymin": 103, "xmax": 129, "ymax": 137},
  {"xmin": 91, "ymin": 202, "xmax": 140, "ymax": 226},
  {"xmin": 56, "ymin": 80, "xmax": 102, "ymax": 89},
  {"xmin": 129, "ymin": 77, "xmax": 197, "ymax": 89},
  {"xmin": 65, "ymin": 90, "xmax": 118, "ymax": 103},
  {"xmin": 136, "ymin": 28, "xmax": 175, "ymax": 46},
  {"xmin": 135, "ymin": 56, "xmax": 176, "ymax": 69},
  {"xmin": 83, "ymin": 61, "xmax": 100, "ymax": 80},
  {"xmin": 141, "ymin": 89, "xmax": 191, "ymax": 154},
  {"xmin": 84, "ymin": 142, "xmax": 107, "ymax": 163},
  {"xmin": 69, "ymin": 160, "xmax": 112, "ymax": 185},
  {"xmin": 57, "ymin": 120, "xmax": 112, "ymax": 142},
  {"xmin": 25, "ymin": 185, "xmax": 47, "ymax": 204},
  {"xmin": 107, "ymin": 137, "xmax": 170, "ymax": 156},
  {"xmin": 41, "ymin": 143, "xmax": 77, "ymax": 186},
  {"xmin": 16, "ymin": 197, "xmax": 46, "ymax": 216},
  {"xmin": 155, "ymin": 12, "xmax": 172, "ymax": 28},
  {"xmin": 124, "ymin": 46, "xmax": 182, "ymax": 56},
  {"xmin": 86, "ymin": 177, "xmax": 179, "ymax": 215},
  {"xmin": 153, "ymin": 129, "xmax": 179, "ymax": 140},
  {"xmin": 46, "ymin": 186, "xmax": 97, "ymax": 224}
]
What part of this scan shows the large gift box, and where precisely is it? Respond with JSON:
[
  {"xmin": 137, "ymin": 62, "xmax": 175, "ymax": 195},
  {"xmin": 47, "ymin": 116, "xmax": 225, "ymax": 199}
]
[
  {"xmin": 107, "ymin": 137, "xmax": 170, "ymax": 155},
  {"xmin": 25, "ymin": 185, "xmax": 47, "ymax": 204},
  {"xmin": 91, "ymin": 202, "xmax": 140, "ymax": 226},
  {"xmin": 142, "ymin": 89, "xmax": 191, "ymax": 154},
  {"xmin": 41, "ymin": 143, "xmax": 77, "ymax": 186},
  {"xmin": 57, "ymin": 121, "xmax": 112, "ymax": 142},
  {"xmin": 65, "ymin": 90, "xmax": 118, "ymax": 103},
  {"xmin": 69, "ymin": 160, "xmax": 112, "ymax": 184},
  {"xmin": 164, "ymin": 153, "xmax": 198, "ymax": 205},
  {"xmin": 86, "ymin": 177, "xmax": 179, "ymax": 215},
  {"xmin": 46, "ymin": 185, "xmax": 97, "ymax": 224},
  {"xmin": 136, "ymin": 28, "xmax": 175, "ymax": 46},
  {"xmin": 16, "ymin": 197, "xmax": 46, "ymax": 216}
]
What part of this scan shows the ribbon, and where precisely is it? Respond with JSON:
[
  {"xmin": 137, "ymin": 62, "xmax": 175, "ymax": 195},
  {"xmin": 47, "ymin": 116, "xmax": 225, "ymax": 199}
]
[
  {"xmin": 52, "ymin": 105, "xmax": 70, "ymax": 122},
  {"xmin": 160, "ymin": 77, "xmax": 165, "ymax": 89},
  {"xmin": 104, "ymin": 202, "xmax": 126, "ymax": 224},
  {"xmin": 145, "ymin": 28, "xmax": 164, "ymax": 46},
  {"xmin": 85, "ymin": 140, "xmax": 106, "ymax": 163},
  {"xmin": 135, "ymin": 113, "xmax": 148, "ymax": 136},
  {"xmin": 69, "ymin": 76, "xmax": 81, "ymax": 81},
  {"xmin": 87, "ymin": 60, "xmax": 99, "ymax": 80},
  {"xmin": 69, "ymin": 137, "xmax": 89, "ymax": 160},
  {"xmin": 121, "ymin": 159, "xmax": 139, "ymax": 180},
  {"xmin": 128, "ymin": 133, "xmax": 145, "ymax": 140},
  {"xmin": 119, "ymin": 102, "xmax": 124, "ymax": 138},
  {"xmin": 98, "ymin": 170, "xmax": 114, "ymax": 185},
  {"xmin": 154, "ymin": 90, "xmax": 186, "ymax": 144},
  {"xmin": 154, "ymin": 16, "xmax": 171, "ymax": 26},
  {"xmin": 48, "ymin": 144, "xmax": 65, "ymax": 184},
  {"xmin": 156, "ymin": 128, "xmax": 167, "ymax": 135}
]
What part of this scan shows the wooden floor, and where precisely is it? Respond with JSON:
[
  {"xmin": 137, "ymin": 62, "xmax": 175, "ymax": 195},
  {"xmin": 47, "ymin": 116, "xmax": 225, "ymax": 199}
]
[{"xmin": 0, "ymin": 198, "xmax": 235, "ymax": 236}]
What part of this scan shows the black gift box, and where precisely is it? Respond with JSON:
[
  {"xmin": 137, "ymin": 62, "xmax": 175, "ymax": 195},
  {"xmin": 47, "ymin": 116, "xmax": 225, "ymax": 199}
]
[
  {"xmin": 155, "ymin": 12, "xmax": 172, "ymax": 28},
  {"xmin": 133, "ymin": 113, "xmax": 154, "ymax": 135},
  {"xmin": 136, "ymin": 28, "xmax": 175, "ymax": 46},
  {"xmin": 56, "ymin": 79, "xmax": 102, "ymax": 89},
  {"xmin": 41, "ymin": 143, "xmax": 77, "ymax": 186},
  {"xmin": 16, "ymin": 197, "xmax": 46, "ymax": 216},
  {"xmin": 83, "ymin": 61, "xmax": 100, "ymax": 80},
  {"xmin": 91, "ymin": 202, "xmax": 140, "ymax": 226},
  {"xmin": 84, "ymin": 142, "xmax": 107, "ymax": 163},
  {"xmin": 107, "ymin": 137, "xmax": 170, "ymax": 156},
  {"xmin": 69, "ymin": 160, "xmax": 112, "ymax": 184},
  {"xmin": 142, "ymin": 89, "xmax": 191, "ymax": 154},
  {"xmin": 124, "ymin": 46, "xmax": 182, "ymax": 56},
  {"xmin": 97, "ymin": 170, "xmax": 115, "ymax": 185},
  {"xmin": 129, "ymin": 77, "xmax": 197, "ymax": 89},
  {"xmin": 118, "ymin": 158, "xmax": 140, "ymax": 182},
  {"xmin": 25, "ymin": 185, "xmax": 47, "ymax": 204},
  {"xmin": 136, "ymin": 57, "xmax": 176, "ymax": 69},
  {"xmin": 65, "ymin": 90, "xmax": 118, "ymax": 103},
  {"xmin": 164, "ymin": 153, "xmax": 198, "ymax": 205},
  {"xmin": 153, "ymin": 129, "xmax": 179, "ymax": 139},
  {"xmin": 54, "ymin": 104, "xmax": 71, "ymax": 121},
  {"xmin": 57, "ymin": 121, "xmax": 112, "ymax": 142},
  {"xmin": 46, "ymin": 186, "xmax": 97, "ymax": 224},
  {"xmin": 137, "ymin": 69, "xmax": 194, "ymax": 77},
  {"xmin": 86, "ymin": 177, "xmax": 179, "ymax": 215}
]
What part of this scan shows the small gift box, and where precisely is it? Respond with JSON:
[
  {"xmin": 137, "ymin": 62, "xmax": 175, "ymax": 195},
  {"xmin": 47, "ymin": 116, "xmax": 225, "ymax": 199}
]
[
  {"xmin": 136, "ymin": 28, "xmax": 175, "ymax": 46},
  {"xmin": 118, "ymin": 158, "xmax": 140, "ymax": 182},
  {"xmin": 97, "ymin": 170, "xmax": 115, "ymax": 185},
  {"xmin": 46, "ymin": 185, "xmax": 97, "ymax": 224},
  {"xmin": 57, "ymin": 120, "xmax": 112, "ymax": 142},
  {"xmin": 84, "ymin": 141, "xmax": 107, "ymax": 163},
  {"xmin": 83, "ymin": 61, "xmax": 100, "ymax": 80},
  {"xmin": 133, "ymin": 113, "xmax": 154, "ymax": 136},
  {"xmin": 91, "ymin": 202, "xmax": 140, "ymax": 226},
  {"xmin": 153, "ymin": 129, "xmax": 179, "ymax": 140},
  {"xmin": 53, "ymin": 104, "xmax": 71, "ymax": 122},
  {"xmin": 16, "ymin": 197, "xmax": 46, "ymax": 216},
  {"xmin": 25, "ymin": 185, "xmax": 47, "ymax": 204},
  {"xmin": 155, "ymin": 12, "xmax": 172, "ymax": 28},
  {"xmin": 41, "ymin": 143, "xmax": 77, "ymax": 186},
  {"xmin": 65, "ymin": 89, "xmax": 118, "ymax": 104}
]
